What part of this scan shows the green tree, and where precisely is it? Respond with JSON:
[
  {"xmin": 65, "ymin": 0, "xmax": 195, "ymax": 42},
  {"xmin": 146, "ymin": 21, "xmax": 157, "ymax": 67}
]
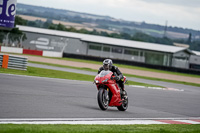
[
  {"xmin": 91, "ymin": 29, "xmax": 99, "ymax": 35},
  {"xmin": 27, "ymin": 21, "xmax": 37, "ymax": 27},
  {"xmin": 48, "ymin": 23, "xmax": 57, "ymax": 30},
  {"xmin": 190, "ymin": 41, "xmax": 200, "ymax": 51},
  {"xmin": 100, "ymin": 31, "xmax": 109, "ymax": 36},
  {"xmin": 8, "ymin": 28, "xmax": 27, "ymax": 45},
  {"xmin": 132, "ymin": 32, "xmax": 155, "ymax": 42},
  {"xmin": 186, "ymin": 33, "xmax": 192, "ymax": 45},
  {"xmin": 66, "ymin": 27, "xmax": 77, "ymax": 32},
  {"xmin": 120, "ymin": 33, "xmax": 131, "ymax": 40},
  {"xmin": 156, "ymin": 37, "xmax": 173, "ymax": 45},
  {"xmin": 0, "ymin": 31, "xmax": 7, "ymax": 44},
  {"xmin": 79, "ymin": 28, "xmax": 90, "ymax": 34},
  {"xmin": 43, "ymin": 19, "xmax": 53, "ymax": 28},
  {"xmin": 57, "ymin": 23, "xmax": 66, "ymax": 31},
  {"xmin": 109, "ymin": 33, "xmax": 121, "ymax": 38},
  {"xmin": 14, "ymin": 16, "xmax": 27, "ymax": 26},
  {"xmin": 132, "ymin": 32, "xmax": 173, "ymax": 45}
]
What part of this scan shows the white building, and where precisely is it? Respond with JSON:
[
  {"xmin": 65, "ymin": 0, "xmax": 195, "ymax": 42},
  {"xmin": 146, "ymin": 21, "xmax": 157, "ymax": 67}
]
[{"xmin": 16, "ymin": 25, "xmax": 199, "ymax": 70}]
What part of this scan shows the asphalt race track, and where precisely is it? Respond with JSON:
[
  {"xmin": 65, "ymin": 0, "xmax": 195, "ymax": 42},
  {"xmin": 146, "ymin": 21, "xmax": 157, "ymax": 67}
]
[{"xmin": 0, "ymin": 73, "xmax": 200, "ymax": 119}]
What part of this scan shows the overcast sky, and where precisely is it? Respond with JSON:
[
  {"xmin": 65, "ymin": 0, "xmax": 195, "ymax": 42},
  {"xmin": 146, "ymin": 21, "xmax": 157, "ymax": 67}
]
[{"xmin": 17, "ymin": 0, "xmax": 200, "ymax": 30}]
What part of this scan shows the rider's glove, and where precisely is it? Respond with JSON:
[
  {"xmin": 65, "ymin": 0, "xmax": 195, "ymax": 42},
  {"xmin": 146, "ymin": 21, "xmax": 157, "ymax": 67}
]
[{"xmin": 114, "ymin": 76, "xmax": 120, "ymax": 81}]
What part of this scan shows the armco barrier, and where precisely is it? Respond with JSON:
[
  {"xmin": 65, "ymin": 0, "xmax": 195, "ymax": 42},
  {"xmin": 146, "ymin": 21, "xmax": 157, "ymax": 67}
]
[
  {"xmin": 8, "ymin": 55, "xmax": 28, "ymax": 70},
  {"xmin": 0, "ymin": 54, "xmax": 3, "ymax": 68},
  {"xmin": 23, "ymin": 49, "xmax": 43, "ymax": 56},
  {"xmin": 0, "ymin": 54, "xmax": 28, "ymax": 70}
]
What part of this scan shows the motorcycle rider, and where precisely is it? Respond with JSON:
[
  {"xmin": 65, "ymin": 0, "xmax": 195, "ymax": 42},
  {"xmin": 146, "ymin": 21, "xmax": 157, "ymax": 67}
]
[{"xmin": 98, "ymin": 59, "xmax": 127, "ymax": 99}]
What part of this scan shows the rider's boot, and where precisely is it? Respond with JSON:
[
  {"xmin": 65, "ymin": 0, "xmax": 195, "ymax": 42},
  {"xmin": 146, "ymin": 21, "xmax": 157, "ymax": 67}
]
[{"xmin": 122, "ymin": 89, "xmax": 128, "ymax": 100}]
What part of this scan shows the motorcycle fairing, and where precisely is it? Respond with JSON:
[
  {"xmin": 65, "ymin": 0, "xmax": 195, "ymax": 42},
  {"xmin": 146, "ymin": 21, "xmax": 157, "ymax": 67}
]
[{"xmin": 95, "ymin": 70, "xmax": 122, "ymax": 107}]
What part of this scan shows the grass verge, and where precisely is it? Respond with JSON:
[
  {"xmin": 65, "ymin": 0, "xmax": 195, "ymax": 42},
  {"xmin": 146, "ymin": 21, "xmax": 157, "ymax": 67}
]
[
  {"xmin": 29, "ymin": 61, "xmax": 200, "ymax": 87},
  {"xmin": 0, "ymin": 124, "xmax": 200, "ymax": 133},
  {"xmin": 2, "ymin": 52, "xmax": 200, "ymax": 78},
  {"xmin": 45, "ymin": 57, "xmax": 200, "ymax": 78},
  {"xmin": 124, "ymin": 74, "xmax": 200, "ymax": 87},
  {"xmin": 0, "ymin": 67, "xmax": 163, "ymax": 88},
  {"xmin": 41, "ymin": 56, "xmax": 200, "ymax": 78}
]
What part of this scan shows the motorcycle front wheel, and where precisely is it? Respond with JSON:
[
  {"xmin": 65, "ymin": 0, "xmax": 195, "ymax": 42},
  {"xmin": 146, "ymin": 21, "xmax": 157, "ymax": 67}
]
[{"xmin": 97, "ymin": 88, "xmax": 109, "ymax": 110}]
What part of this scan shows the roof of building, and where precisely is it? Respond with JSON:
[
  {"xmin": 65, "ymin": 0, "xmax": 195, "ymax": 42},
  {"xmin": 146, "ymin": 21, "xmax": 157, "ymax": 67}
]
[
  {"xmin": 192, "ymin": 50, "xmax": 200, "ymax": 56},
  {"xmin": 17, "ymin": 25, "xmax": 187, "ymax": 53}
]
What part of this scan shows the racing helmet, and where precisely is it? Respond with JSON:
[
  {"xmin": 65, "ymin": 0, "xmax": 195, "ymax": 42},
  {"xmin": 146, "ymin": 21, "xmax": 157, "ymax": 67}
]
[{"xmin": 103, "ymin": 59, "xmax": 113, "ymax": 71}]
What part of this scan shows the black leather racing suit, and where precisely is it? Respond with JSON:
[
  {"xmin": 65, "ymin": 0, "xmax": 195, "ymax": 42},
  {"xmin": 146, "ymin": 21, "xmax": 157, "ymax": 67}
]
[{"xmin": 98, "ymin": 65, "xmax": 124, "ymax": 90}]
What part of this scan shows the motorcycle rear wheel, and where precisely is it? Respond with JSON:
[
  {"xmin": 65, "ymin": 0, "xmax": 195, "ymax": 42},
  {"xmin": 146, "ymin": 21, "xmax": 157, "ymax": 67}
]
[{"xmin": 97, "ymin": 88, "xmax": 109, "ymax": 110}]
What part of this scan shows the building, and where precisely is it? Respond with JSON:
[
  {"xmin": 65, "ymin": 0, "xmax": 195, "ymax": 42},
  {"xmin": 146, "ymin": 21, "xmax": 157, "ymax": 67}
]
[
  {"xmin": 16, "ymin": 25, "xmax": 198, "ymax": 70},
  {"xmin": 189, "ymin": 51, "xmax": 200, "ymax": 70}
]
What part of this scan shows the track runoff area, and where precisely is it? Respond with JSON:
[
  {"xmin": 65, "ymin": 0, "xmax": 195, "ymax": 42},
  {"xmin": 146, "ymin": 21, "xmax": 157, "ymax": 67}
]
[{"xmin": 0, "ymin": 73, "xmax": 200, "ymax": 125}]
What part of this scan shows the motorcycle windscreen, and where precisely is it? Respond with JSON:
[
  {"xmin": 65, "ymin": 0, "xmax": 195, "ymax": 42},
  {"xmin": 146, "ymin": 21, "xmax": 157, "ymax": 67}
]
[{"xmin": 99, "ymin": 70, "xmax": 112, "ymax": 77}]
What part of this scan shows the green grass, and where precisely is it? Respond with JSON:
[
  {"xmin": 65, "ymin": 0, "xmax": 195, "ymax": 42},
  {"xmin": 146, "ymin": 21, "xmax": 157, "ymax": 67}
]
[
  {"xmin": 0, "ymin": 67, "xmax": 162, "ymax": 88},
  {"xmin": 29, "ymin": 61, "xmax": 200, "ymax": 87},
  {"xmin": 0, "ymin": 124, "xmax": 200, "ymax": 133},
  {"xmin": 124, "ymin": 74, "xmax": 200, "ymax": 87},
  {"xmin": 3, "ymin": 52, "xmax": 200, "ymax": 78},
  {"xmin": 29, "ymin": 61, "xmax": 97, "ymax": 72},
  {"xmin": 144, "ymin": 28, "xmax": 164, "ymax": 35},
  {"xmin": 54, "ymin": 57, "xmax": 200, "ymax": 78},
  {"xmin": 37, "ymin": 57, "xmax": 200, "ymax": 78},
  {"xmin": 0, "ymin": 67, "xmax": 94, "ymax": 82}
]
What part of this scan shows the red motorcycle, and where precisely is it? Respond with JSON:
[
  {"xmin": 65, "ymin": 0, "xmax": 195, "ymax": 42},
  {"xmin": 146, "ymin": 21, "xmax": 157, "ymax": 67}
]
[{"xmin": 94, "ymin": 70, "xmax": 128, "ymax": 111}]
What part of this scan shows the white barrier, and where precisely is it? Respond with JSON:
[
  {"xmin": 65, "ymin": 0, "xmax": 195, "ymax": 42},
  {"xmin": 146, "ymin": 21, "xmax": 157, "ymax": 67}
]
[
  {"xmin": 43, "ymin": 51, "xmax": 63, "ymax": 57},
  {"xmin": 1, "ymin": 46, "xmax": 23, "ymax": 54},
  {"xmin": 0, "ymin": 46, "xmax": 63, "ymax": 58}
]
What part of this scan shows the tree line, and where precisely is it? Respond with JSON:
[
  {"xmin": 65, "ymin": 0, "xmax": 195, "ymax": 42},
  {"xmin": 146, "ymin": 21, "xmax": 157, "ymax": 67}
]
[
  {"xmin": 1, "ymin": 16, "xmax": 200, "ymax": 52},
  {"xmin": 17, "ymin": 16, "xmax": 174, "ymax": 45}
]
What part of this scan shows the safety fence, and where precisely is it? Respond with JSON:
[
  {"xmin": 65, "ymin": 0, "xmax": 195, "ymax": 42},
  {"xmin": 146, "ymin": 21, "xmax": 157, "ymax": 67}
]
[{"xmin": 0, "ymin": 54, "xmax": 28, "ymax": 70}]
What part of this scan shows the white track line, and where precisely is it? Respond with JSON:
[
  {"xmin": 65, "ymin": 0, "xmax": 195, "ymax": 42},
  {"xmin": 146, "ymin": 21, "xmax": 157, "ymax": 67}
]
[
  {"xmin": 173, "ymin": 120, "xmax": 200, "ymax": 124},
  {"xmin": 0, "ymin": 118, "xmax": 200, "ymax": 125},
  {"xmin": 129, "ymin": 85, "xmax": 184, "ymax": 92}
]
